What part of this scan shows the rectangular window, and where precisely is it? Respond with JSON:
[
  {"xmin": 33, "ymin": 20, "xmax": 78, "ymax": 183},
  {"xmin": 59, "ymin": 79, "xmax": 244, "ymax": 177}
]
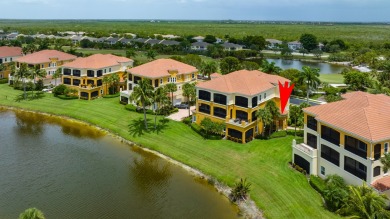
[
  {"xmin": 192, "ymin": 73, "xmax": 195, "ymax": 79},
  {"xmin": 235, "ymin": 96, "xmax": 248, "ymax": 108},
  {"xmin": 4, "ymin": 58, "xmax": 7, "ymax": 62},
  {"xmin": 344, "ymin": 135, "xmax": 367, "ymax": 159},
  {"xmin": 307, "ymin": 133, "xmax": 317, "ymax": 149},
  {"xmin": 72, "ymin": 69, "xmax": 81, "ymax": 77},
  {"xmin": 344, "ymin": 156, "xmax": 367, "ymax": 181},
  {"xmin": 321, "ymin": 144, "xmax": 340, "ymax": 166},
  {"xmin": 97, "ymin": 70, "xmax": 103, "ymax": 77},
  {"xmin": 104, "ymin": 69, "xmax": 107, "ymax": 73},
  {"xmin": 41, "ymin": 64, "xmax": 44, "ymax": 68},
  {"xmin": 213, "ymin": 107, "xmax": 226, "ymax": 118},
  {"xmin": 87, "ymin": 70, "xmax": 94, "ymax": 77},
  {"xmin": 321, "ymin": 125, "xmax": 340, "ymax": 146},
  {"xmin": 63, "ymin": 68, "xmax": 71, "ymax": 75},
  {"xmin": 199, "ymin": 90, "xmax": 211, "ymax": 101},
  {"xmin": 109, "ymin": 68, "xmax": 111, "ymax": 72},
  {"xmin": 160, "ymin": 78, "xmax": 163, "ymax": 84},
  {"xmin": 385, "ymin": 143, "xmax": 389, "ymax": 154},
  {"xmin": 252, "ymin": 96, "xmax": 258, "ymax": 108},
  {"xmin": 10, "ymin": 58, "xmax": 12, "ymax": 61},
  {"xmin": 199, "ymin": 104, "xmax": 211, "ymax": 114},
  {"xmin": 307, "ymin": 115, "xmax": 317, "ymax": 131},
  {"xmin": 214, "ymin": 93, "xmax": 227, "ymax": 105},
  {"xmin": 321, "ymin": 166, "xmax": 325, "ymax": 175},
  {"xmin": 264, "ymin": 93, "xmax": 267, "ymax": 99},
  {"xmin": 259, "ymin": 94, "xmax": 262, "ymax": 102}
]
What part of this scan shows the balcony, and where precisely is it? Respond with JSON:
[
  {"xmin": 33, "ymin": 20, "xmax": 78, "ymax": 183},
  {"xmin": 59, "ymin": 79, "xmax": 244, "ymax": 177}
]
[
  {"xmin": 345, "ymin": 145, "xmax": 367, "ymax": 159},
  {"xmin": 228, "ymin": 118, "xmax": 251, "ymax": 127},
  {"xmin": 79, "ymin": 84, "xmax": 100, "ymax": 91},
  {"xmin": 344, "ymin": 165, "xmax": 366, "ymax": 181},
  {"xmin": 294, "ymin": 143, "xmax": 317, "ymax": 157}
]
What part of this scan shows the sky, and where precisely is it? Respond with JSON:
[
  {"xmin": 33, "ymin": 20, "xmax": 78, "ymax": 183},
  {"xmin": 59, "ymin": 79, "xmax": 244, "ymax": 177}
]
[{"xmin": 0, "ymin": 0, "xmax": 389, "ymax": 22}]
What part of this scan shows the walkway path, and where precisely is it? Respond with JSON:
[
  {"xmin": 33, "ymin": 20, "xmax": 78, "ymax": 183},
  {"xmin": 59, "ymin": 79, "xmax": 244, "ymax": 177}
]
[{"xmin": 167, "ymin": 106, "xmax": 195, "ymax": 121}]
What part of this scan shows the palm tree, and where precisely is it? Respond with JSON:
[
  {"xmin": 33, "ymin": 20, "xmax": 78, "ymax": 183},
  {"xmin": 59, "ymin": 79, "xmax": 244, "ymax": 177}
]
[
  {"xmin": 102, "ymin": 75, "xmax": 112, "ymax": 95},
  {"xmin": 28, "ymin": 65, "xmax": 47, "ymax": 96},
  {"xmin": 165, "ymin": 83, "xmax": 177, "ymax": 106},
  {"xmin": 265, "ymin": 100, "xmax": 279, "ymax": 134},
  {"xmin": 19, "ymin": 207, "xmax": 45, "ymax": 219},
  {"xmin": 53, "ymin": 67, "xmax": 62, "ymax": 86},
  {"xmin": 152, "ymin": 86, "xmax": 169, "ymax": 129},
  {"xmin": 261, "ymin": 60, "xmax": 282, "ymax": 74},
  {"xmin": 126, "ymin": 49, "xmax": 137, "ymax": 59},
  {"xmin": 15, "ymin": 63, "xmax": 31, "ymax": 100},
  {"xmin": 298, "ymin": 66, "xmax": 321, "ymax": 103},
  {"xmin": 110, "ymin": 74, "xmax": 120, "ymax": 94},
  {"xmin": 130, "ymin": 78, "xmax": 153, "ymax": 130},
  {"xmin": 256, "ymin": 107, "xmax": 273, "ymax": 137},
  {"xmin": 145, "ymin": 50, "xmax": 157, "ymax": 60},
  {"xmin": 200, "ymin": 61, "xmax": 218, "ymax": 79},
  {"xmin": 338, "ymin": 183, "xmax": 390, "ymax": 219},
  {"xmin": 182, "ymin": 83, "xmax": 196, "ymax": 117},
  {"xmin": 289, "ymin": 105, "xmax": 302, "ymax": 137}
]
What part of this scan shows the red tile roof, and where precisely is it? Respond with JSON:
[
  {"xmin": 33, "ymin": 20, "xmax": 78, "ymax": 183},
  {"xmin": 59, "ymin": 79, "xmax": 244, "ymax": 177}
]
[
  {"xmin": 372, "ymin": 176, "xmax": 390, "ymax": 192},
  {"xmin": 129, "ymin": 59, "xmax": 198, "ymax": 78},
  {"xmin": 16, "ymin": 50, "xmax": 76, "ymax": 64},
  {"xmin": 196, "ymin": 70, "xmax": 289, "ymax": 96},
  {"xmin": 62, "ymin": 54, "xmax": 132, "ymax": 69},
  {"xmin": 304, "ymin": 91, "xmax": 390, "ymax": 143},
  {"xmin": 0, "ymin": 46, "xmax": 23, "ymax": 58}
]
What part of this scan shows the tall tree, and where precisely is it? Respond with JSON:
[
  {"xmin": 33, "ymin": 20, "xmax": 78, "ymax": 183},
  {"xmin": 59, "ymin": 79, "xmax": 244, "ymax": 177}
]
[
  {"xmin": 14, "ymin": 63, "xmax": 31, "ymax": 100},
  {"xmin": 130, "ymin": 78, "xmax": 153, "ymax": 130},
  {"xmin": 299, "ymin": 33, "xmax": 318, "ymax": 51},
  {"xmin": 102, "ymin": 75, "xmax": 112, "ymax": 95},
  {"xmin": 343, "ymin": 70, "xmax": 371, "ymax": 91},
  {"xmin": 256, "ymin": 107, "xmax": 273, "ymax": 137},
  {"xmin": 109, "ymin": 74, "xmax": 120, "ymax": 94},
  {"xmin": 165, "ymin": 83, "xmax": 177, "ymax": 106},
  {"xmin": 261, "ymin": 60, "xmax": 282, "ymax": 74},
  {"xmin": 182, "ymin": 82, "xmax": 196, "ymax": 117},
  {"xmin": 203, "ymin": 35, "xmax": 217, "ymax": 44},
  {"xmin": 220, "ymin": 56, "xmax": 240, "ymax": 74},
  {"xmin": 289, "ymin": 105, "xmax": 302, "ymax": 137},
  {"xmin": 53, "ymin": 67, "xmax": 62, "ymax": 86},
  {"xmin": 126, "ymin": 49, "xmax": 137, "ymax": 59},
  {"xmin": 241, "ymin": 61, "xmax": 259, "ymax": 70},
  {"xmin": 28, "ymin": 65, "xmax": 47, "ymax": 96},
  {"xmin": 152, "ymin": 86, "xmax": 169, "ymax": 130},
  {"xmin": 380, "ymin": 153, "xmax": 390, "ymax": 174},
  {"xmin": 200, "ymin": 61, "xmax": 218, "ymax": 79},
  {"xmin": 298, "ymin": 66, "xmax": 321, "ymax": 103}
]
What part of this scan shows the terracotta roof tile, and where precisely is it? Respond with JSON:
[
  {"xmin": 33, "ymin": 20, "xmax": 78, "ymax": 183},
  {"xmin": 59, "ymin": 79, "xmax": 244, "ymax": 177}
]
[
  {"xmin": 62, "ymin": 54, "xmax": 132, "ymax": 69},
  {"xmin": 0, "ymin": 46, "xmax": 23, "ymax": 58},
  {"xmin": 304, "ymin": 91, "xmax": 390, "ymax": 143},
  {"xmin": 129, "ymin": 59, "xmax": 198, "ymax": 78},
  {"xmin": 196, "ymin": 70, "xmax": 289, "ymax": 96},
  {"xmin": 16, "ymin": 50, "xmax": 76, "ymax": 64}
]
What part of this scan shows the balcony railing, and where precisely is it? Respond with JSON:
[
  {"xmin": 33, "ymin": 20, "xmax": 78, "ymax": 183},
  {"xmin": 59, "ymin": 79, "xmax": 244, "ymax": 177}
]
[
  {"xmin": 294, "ymin": 143, "xmax": 317, "ymax": 157},
  {"xmin": 345, "ymin": 145, "xmax": 367, "ymax": 159}
]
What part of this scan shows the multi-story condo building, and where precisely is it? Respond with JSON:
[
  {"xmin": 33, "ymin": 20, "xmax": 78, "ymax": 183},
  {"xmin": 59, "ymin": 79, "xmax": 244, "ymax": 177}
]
[
  {"xmin": 13, "ymin": 50, "xmax": 76, "ymax": 85},
  {"xmin": 120, "ymin": 59, "xmax": 198, "ymax": 104},
  {"xmin": 194, "ymin": 70, "xmax": 290, "ymax": 143},
  {"xmin": 292, "ymin": 91, "xmax": 390, "ymax": 186},
  {"xmin": 0, "ymin": 46, "xmax": 23, "ymax": 79},
  {"xmin": 61, "ymin": 54, "xmax": 133, "ymax": 100}
]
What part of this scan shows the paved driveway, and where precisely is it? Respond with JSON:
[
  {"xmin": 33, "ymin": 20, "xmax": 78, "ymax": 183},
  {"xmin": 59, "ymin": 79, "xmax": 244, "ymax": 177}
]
[{"xmin": 167, "ymin": 106, "xmax": 195, "ymax": 121}]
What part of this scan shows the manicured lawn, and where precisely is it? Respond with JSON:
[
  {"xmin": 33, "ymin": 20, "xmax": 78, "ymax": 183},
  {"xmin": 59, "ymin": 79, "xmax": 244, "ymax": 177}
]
[
  {"xmin": 319, "ymin": 73, "xmax": 344, "ymax": 84},
  {"xmin": 0, "ymin": 84, "xmax": 338, "ymax": 219}
]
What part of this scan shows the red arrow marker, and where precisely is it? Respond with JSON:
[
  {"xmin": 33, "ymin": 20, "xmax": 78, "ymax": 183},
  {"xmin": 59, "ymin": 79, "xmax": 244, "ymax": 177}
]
[{"xmin": 278, "ymin": 81, "xmax": 294, "ymax": 114}]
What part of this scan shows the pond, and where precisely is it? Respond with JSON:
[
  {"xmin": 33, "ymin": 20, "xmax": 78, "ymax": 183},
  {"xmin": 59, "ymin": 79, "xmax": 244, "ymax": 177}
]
[
  {"xmin": 266, "ymin": 58, "xmax": 346, "ymax": 74},
  {"xmin": 0, "ymin": 109, "xmax": 239, "ymax": 219}
]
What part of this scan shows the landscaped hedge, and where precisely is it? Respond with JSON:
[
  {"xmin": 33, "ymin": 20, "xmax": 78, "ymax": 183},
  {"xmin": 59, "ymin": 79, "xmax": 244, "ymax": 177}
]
[
  {"xmin": 309, "ymin": 175, "xmax": 326, "ymax": 195},
  {"xmin": 182, "ymin": 117, "xmax": 191, "ymax": 125},
  {"xmin": 0, "ymin": 78, "xmax": 8, "ymax": 84},
  {"xmin": 125, "ymin": 104, "xmax": 178, "ymax": 115},
  {"xmin": 190, "ymin": 123, "xmax": 223, "ymax": 140},
  {"xmin": 57, "ymin": 95, "xmax": 78, "ymax": 100},
  {"xmin": 270, "ymin": 131, "xmax": 287, "ymax": 139},
  {"xmin": 103, "ymin": 93, "xmax": 120, "ymax": 98}
]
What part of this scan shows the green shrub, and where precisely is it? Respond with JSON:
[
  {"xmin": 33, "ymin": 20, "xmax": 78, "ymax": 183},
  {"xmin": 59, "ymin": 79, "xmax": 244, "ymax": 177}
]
[
  {"xmin": 270, "ymin": 131, "xmax": 287, "ymax": 139},
  {"xmin": 57, "ymin": 95, "xmax": 78, "ymax": 100},
  {"xmin": 103, "ymin": 93, "xmax": 120, "ymax": 98},
  {"xmin": 182, "ymin": 117, "xmax": 191, "ymax": 125},
  {"xmin": 230, "ymin": 178, "xmax": 251, "ymax": 202},
  {"xmin": 310, "ymin": 175, "xmax": 326, "ymax": 195},
  {"xmin": 52, "ymin": 84, "xmax": 67, "ymax": 96},
  {"xmin": 190, "ymin": 123, "xmax": 203, "ymax": 135},
  {"xmin": 125, "ymin": 104, "xmax": 137, "ymax": 112},
  {"xmin": 0, "ymin": 78, "xmax": 8, "ymax": 84}
]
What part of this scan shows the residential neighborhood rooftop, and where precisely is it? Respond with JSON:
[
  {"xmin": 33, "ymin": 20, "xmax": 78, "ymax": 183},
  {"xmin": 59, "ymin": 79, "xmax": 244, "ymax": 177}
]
[
  {"xmin": 0, "ymin": 46, "xmax": 23, "ymax": 58},
  {"xmin": 304, "ymin": 91, "xmax": 390, "ymax": 143},
  {"xmin": 196, "ymin": 70, "xmax": 289, "ymax": 96},
  {"xmin": 128, "ymin": 58, "xmax": 197, "ymax": 78},
  {"xmin": 61, "ymin": 54, "xmax": 132, "ymax": 69},
  {"xmin": 16, "ymin": 50, "xmax": 76, "ymax": 64}
]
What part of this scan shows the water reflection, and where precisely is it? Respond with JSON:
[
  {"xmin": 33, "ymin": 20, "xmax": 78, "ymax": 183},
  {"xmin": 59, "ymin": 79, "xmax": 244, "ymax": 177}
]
[
  {"xmin": 11, "ymin": 110, "xmax": 105, "ymax": 139},
  {"xmin": 266, "ymin": 58, "xmax": 346, "ymax": 74}
]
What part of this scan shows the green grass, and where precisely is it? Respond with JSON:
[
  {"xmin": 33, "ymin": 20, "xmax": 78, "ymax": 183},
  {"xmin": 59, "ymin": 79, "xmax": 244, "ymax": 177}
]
[
  {"xmin": 0, "ymin": 84, "xmax": 338, "ymax": 219},
  {"xmin": 319, "ymin": 73, "xmax": 344, "ymax": 84},
  {"xmin": 2, "ymin": 20, "xmax": 390, "ymax": 44}
]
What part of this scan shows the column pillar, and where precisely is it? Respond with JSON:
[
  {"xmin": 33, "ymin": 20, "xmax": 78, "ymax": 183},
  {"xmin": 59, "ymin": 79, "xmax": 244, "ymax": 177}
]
[{"xmin": 242, "ymin": 131, "xmax": 246, "ymax": 144}]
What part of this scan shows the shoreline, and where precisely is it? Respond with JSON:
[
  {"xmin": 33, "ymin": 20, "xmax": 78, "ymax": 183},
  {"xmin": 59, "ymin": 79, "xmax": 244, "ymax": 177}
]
[{"xmin": 0, "ymin": 105, "xmax": 264, "ymax": 219}]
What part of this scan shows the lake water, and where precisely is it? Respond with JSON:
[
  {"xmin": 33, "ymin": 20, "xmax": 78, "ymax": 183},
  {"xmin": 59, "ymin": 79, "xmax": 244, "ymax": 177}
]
[
  {"xmin": 266, "ymin": 58, "xmax": 345, "ymax": 74},
  {"xmin": 0, "ymin": 109, "xmax": 239, "ymax": 219}
]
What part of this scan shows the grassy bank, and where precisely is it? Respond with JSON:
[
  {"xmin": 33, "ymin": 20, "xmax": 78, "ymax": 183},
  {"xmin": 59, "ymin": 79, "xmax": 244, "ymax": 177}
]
[
  {"xmin": 0, "ymin": 84, "xmax": 338, "ymax": 219},
  {"xmin": 319, "ymin": 73, "xmax": 344, "ymax": 84}
]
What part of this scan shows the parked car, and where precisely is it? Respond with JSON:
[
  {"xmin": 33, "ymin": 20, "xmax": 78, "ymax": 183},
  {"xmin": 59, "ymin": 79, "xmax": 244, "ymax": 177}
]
[
  {"xmin": 42, "ymin": 88, "xmax": 53, "ymax": 93},
  {"xmin": 175, "ymin": 103, "xmax": 189, "ymax": 109}
]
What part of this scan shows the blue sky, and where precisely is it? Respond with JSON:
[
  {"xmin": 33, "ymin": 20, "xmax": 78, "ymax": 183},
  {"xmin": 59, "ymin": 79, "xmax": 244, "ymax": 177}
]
[{"xmin": 0, "ymin": 0, "xmax": 388, "ymax": 22}]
